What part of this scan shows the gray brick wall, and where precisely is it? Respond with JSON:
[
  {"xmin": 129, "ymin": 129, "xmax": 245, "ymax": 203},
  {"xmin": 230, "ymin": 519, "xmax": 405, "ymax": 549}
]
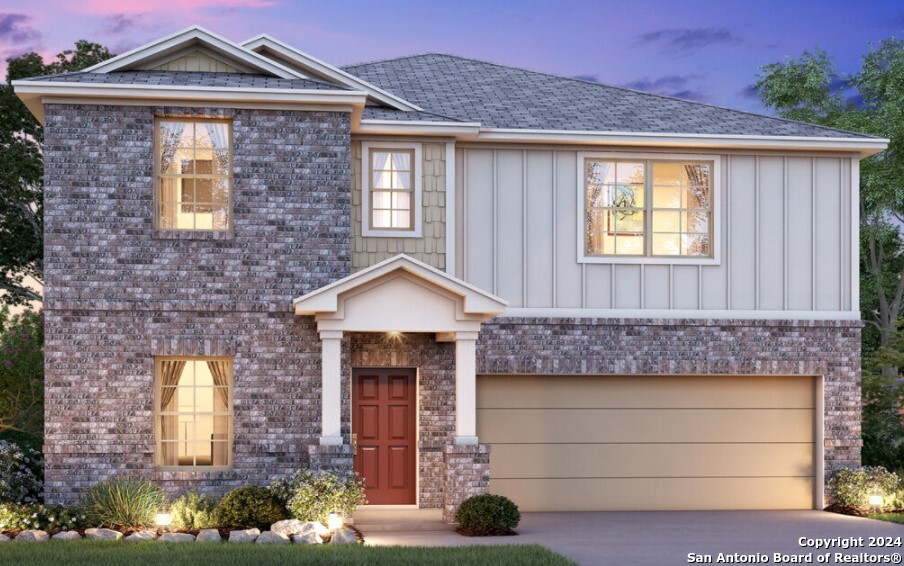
[
  {"xmin": 477, "ymin": 317, "xmax": 862, "ymax": 471},
  {"xmin": 42, "ymin": 104, "xmax": 352, "ymax": 503}
]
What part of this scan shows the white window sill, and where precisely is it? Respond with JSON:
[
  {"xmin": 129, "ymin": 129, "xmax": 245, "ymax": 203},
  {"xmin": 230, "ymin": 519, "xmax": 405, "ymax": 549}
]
[
  {"xmin": 578, "ymin": 255, "xmax": 721, "ymax": 266},
  {"xmin": 362, "ymin": 228, "xmax": 422, "ymax": 238}
]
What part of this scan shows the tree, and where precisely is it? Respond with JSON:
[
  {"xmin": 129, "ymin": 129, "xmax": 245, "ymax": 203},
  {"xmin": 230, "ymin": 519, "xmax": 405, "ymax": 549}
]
[
  {"xmin": 0, "ymin": 308, "xmax": 44, "ymax": 443},
  {"xmin": 0, "ymin": 41, "xmax": 114, "ymax": 306},
  {"xmin": 756, "ymin": 41, "xmax": 904, "ymax": 352}
]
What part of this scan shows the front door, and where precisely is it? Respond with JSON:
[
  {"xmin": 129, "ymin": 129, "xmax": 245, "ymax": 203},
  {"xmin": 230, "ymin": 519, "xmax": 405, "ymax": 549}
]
[{"xmin": 352, "ymin": 368, "xmax": 417, "ymax": 505}]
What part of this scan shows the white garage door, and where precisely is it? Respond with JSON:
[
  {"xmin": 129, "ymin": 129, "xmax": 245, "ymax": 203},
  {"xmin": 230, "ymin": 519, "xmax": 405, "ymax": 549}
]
[{"xmin": 477, "ymin": 375, "xmax": 817, "ymax": 511}]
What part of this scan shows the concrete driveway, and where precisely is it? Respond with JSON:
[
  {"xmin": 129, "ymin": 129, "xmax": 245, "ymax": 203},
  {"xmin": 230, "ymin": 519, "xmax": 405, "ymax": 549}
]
[{"xmin": 364, "ymin": 511, "xmax": 904, "ymax": 565}]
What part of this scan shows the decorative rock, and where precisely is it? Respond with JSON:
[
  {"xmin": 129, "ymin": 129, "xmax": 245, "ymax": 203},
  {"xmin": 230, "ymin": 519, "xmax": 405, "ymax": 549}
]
[
  {"xmin": 228, "ymin": 528, "xmax": 260, "ymax": 543},
  {"xmin": 271, "ymin": 519, "xmax": 324, "ymax": 537},
  {"xmin": 256, "ymin": 531, "xmax": 289, "ymax": 544},
  {"xmin": 51, "ymin": 531, "xmax": 82, "ymax": 540},
  {"xmin": 330, "ymin": 529, "xmax": 358, "ymax": 545},
  {"xmin": 0, "ymin": 534, "xmax": 10, "ymax": 543},
  {"xmin": 292, "ymin": 531, "xmax": 322, "ymax": 544},
  {"xmin": 195, "ymin": 529, "xmax": 221, "ymax": 543},
  {"xmin": 159, "ymin": 532, "xmax": 196, "ymax": 543},
  {"xmin": 124, "ymin": 530, "xmax": 157, "ymax": 542},
  {"xmin": 85, "ymin": 528, "xmax": 123, "ymax": 541},
  {"xmin": 16, "ymin": 530, "xmax": 49, "ymax": 543}
]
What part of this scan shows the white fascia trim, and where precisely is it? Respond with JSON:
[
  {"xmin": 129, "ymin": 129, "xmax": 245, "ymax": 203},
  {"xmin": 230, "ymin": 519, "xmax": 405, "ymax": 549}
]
[
  {"xmin": 82, "ymin": 25, "xmax": 305, "ymax": 80},
  {"xmin": 14, "ymin": 81, "xmax": 368, "ymax": 104},
  {"xmin": 241, "ymin": 34, "xmax": 423, "ymax": 112},
  {"xmin": 356, "ymin": 120, "xmax": 886, "ymax": 157},
  {"xmin": 361, "ymin": 141, "xmax": 423, "ymax": 238},
  {"xmin": 477, "ymin": 128, "xmax": 889, "ymax": 157},
  {"xmin": 503, "ymin": 308, "xmax": 861, "ymax": 321}
]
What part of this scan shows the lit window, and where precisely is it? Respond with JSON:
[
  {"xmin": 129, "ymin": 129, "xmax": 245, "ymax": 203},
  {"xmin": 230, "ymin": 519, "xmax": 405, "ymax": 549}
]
[
  {"xmin": 156, "ymin": 119, "xmax": 232, "ymax": 231},
  {"xmin": 156, "ymin": 357, "xmax": 231, "ymax": 468},
  {"xmin": 369, "ymin": 149, "xmax": 415, "ymax": 230},
  {"xmin": 584, "ymin": 158, "xmax": 712, "ymax": 257}
]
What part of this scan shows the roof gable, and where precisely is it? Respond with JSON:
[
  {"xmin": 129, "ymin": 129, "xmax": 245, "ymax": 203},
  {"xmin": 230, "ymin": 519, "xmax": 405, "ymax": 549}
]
[
  {"xmin": 241, "ymin": 34, "xmax": 421, "ymax": 112},
  {"xmin": 83, "ymin": 25, "xmax": 304, "ymax": 80}
]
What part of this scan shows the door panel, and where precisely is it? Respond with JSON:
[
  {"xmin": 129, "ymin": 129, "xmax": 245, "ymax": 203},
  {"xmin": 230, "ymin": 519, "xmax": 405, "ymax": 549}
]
[{"xmin": 353, "ymin": 368, "xmax": 416, "ymax": 505}]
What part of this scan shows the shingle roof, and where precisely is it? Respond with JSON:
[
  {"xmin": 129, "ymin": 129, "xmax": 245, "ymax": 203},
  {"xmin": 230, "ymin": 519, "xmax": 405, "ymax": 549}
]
[
  {"xmin": 343, "ymin": 54, "xmax": 874, "ymax": 139},
  {"xmin": 23, "ymin": 70, "xmax": 349, "ymax": 91}
]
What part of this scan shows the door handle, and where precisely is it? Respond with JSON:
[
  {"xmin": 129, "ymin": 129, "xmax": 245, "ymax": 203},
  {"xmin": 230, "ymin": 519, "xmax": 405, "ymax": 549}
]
[{"xmin": 351, "ymin": 433, "xmax": 357, "ymax": 455}]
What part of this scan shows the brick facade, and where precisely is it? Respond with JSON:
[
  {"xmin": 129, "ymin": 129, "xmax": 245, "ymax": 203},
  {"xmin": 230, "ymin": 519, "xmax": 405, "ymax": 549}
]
[
  {"xmin": 478, "ymin": 317, "xmax": 862, "ymax": 470},
  {"xmin": 42, "ymin": 104, "xmax": 352, "ymax": 503}
]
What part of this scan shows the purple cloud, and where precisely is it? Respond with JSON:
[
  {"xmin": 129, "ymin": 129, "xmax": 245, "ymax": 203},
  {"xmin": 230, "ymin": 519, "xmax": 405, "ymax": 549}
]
[{"xmin": 0, "ymin": 13, "xmax": 40, "ymax": 43}]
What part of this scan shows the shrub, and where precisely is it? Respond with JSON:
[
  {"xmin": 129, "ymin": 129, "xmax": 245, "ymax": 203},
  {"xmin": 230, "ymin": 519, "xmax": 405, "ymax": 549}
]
[
  {"xmin": 828, "ymin": 466, "xmax": 901, "ymax": 509},
  {"xmin": 0, "ymin": 440, "xmax": 42, "ymax": 504},
  {"xmin": 80, "ymin": 476, "xmax": 168, "ymax": 528},
  {"xmin": 455, "ymin": 494, "xmax": 521, "ymax": 535},
  {"xmin": 215, "ymin": 486, "xmax": 287, "ymax": 529},
  {"xmin": 278, "ymin": 470, "xmax": 366, "ymax": 525},
  {"xmin": 0, "ymin": 503, "xmax": 86, "ymax": 532},
  {"xmin": 170, "ymin": 492, "xmax": 218, "ymax": 529}
]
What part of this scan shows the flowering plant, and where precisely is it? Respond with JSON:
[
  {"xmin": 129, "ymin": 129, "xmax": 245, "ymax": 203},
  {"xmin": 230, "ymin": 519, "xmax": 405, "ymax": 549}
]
[
  {"xmin": 0, "ymin": 503, "xmax": 86, "ymax": 532},
  {"xmin": 0, "ymin": 440, "xmax": 42, "ymax": 504}
]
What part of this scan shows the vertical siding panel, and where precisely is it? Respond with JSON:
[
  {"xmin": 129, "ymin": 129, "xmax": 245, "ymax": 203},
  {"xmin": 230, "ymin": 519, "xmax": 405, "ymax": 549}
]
[
  {"xmin": 496, "ymin": 150, "xmax": 524, "ymax": 306},
  {"xmin": 729, "ymin": 156, "xmax": 756, "ymax": 309},
  {"xmin": 614, "ymin": 265, "xmax": 641, "ymax": 309},
  {"xmin": 757, "ymin": 157, "xmax": 785, "ymax": 310},
  {"xmin": 585, "ymin": 265, "xmax": 611, "ymax": 308},
  {"xmin": 463, "ymin": 149, "xmax": 494, "ymax": 293},
  {"xmin": 526, "ymin": 151, "xmax": 554, "ymax": 307},
  {"xmin": 555, "ymin": 152, "xmax": 582, "ymax": 307},
  {"xmin": 643, "ymin": 265, "xmax": 670, "ymax": 309},
  {"xmin": 814, "ymin": 158, "xmax": 842, "ymax": 310},
  {"xmin": 673, "ymin": 265, "xmax": 700, "ymax": 309}
]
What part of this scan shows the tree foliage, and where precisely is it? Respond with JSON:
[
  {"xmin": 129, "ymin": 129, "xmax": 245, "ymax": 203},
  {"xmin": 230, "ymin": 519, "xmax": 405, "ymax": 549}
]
[
  {"xmin": 0, "ymin": 41, "xmax": 113, "ymax": 305},
  {"xmin": 0, "ymin": 308, "xmax": 43, "ymax": 442}
]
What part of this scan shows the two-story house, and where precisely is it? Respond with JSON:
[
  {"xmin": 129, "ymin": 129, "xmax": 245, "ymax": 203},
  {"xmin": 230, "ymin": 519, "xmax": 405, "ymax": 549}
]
[{"xmin": 14, "ymin": 26, "xmax": 887, "ymax": 521}]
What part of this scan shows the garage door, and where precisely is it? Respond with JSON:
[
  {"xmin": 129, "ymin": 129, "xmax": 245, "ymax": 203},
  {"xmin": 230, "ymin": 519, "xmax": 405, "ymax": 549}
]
[{"xmin": 477, "ymin": 375, "xmax": 817, "ymax": 511}]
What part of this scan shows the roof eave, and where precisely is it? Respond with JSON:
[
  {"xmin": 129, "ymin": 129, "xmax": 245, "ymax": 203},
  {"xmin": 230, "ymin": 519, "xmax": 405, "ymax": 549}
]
[{"xmin": 13, "ymin": 80, "xmax": 368, "ymax": 124}]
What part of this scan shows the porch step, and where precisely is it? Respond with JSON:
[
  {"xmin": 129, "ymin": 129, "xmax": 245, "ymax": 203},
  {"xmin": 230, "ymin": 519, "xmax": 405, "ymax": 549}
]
[{"xmin": 351, "ymin": 508, "xmax": 455, "ymax": 532}]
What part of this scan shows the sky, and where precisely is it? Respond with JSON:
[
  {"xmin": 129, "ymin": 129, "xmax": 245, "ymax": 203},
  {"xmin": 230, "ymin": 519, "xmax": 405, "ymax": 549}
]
[{"xmin": 0, "ymin": 0, "xmax": 901, "ymax": 113}]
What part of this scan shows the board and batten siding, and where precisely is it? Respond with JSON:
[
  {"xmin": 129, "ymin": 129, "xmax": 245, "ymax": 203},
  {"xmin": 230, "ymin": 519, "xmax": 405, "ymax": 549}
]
[{"xmin": 455, "ymin": 147, "xmax": 855, "ymax": 314}]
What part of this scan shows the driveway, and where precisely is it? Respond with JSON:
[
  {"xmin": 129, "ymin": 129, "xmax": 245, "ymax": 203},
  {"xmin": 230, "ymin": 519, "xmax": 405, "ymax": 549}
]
[{"xmin": 364, "ymin": 511, "xmax": 904, "ymax": 565}]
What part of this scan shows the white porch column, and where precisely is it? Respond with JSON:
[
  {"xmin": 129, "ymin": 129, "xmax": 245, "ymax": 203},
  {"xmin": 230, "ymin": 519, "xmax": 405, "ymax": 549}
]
[
  {"xmin": 454, "ymin": 331, "xmax": 479, "ymax": 445},
  {"xmin": 319, "ymin": 330, "xmax": 344, "ymax": 446}
]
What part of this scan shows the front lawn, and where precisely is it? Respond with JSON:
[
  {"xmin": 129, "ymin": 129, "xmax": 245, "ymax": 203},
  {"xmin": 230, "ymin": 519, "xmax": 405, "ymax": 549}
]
[
  {"xmin": 867, "ymin": 513, "xmax": 904, "ymax": 525},
  {"xmin": 0, "ymin": 540, "xmax": 574, "ymax": 565}
]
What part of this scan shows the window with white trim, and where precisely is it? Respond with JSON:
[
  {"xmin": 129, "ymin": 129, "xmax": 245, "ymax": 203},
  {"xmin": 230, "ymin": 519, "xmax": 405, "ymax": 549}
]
[
  {"xmin": 362, "ymin": 142, "xmax": 422, "ymax": 237},
  {"xmin": 155, "ymin": 357, "xmax": 232, "ymax": 469},
  {"xmin": 583, "ymin": 157, "xmax": 714, "ymax": 259}
]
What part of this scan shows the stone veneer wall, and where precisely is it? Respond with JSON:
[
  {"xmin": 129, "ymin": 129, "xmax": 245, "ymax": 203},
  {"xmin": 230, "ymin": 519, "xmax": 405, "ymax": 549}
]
[
  {"xmin": 42, "ymin": 104, "xmax": 352, "ymax": 504},
  {"xmin": 477, "ymin": 318, "xmax": 863, "ymax": 471},
  {"xmin": 350, "ymin": 141, "xmax": 446, "ymax": 272}
]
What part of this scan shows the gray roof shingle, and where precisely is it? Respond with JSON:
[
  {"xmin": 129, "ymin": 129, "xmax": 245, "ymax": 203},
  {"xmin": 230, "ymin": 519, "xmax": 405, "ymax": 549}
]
[
  {"xmin": 343, "ymin": 54, "xmax": 874, "ymax": 139},
  {"xmin": 24, "ymin": 70, "xmax": 349, "ymax": 91}
]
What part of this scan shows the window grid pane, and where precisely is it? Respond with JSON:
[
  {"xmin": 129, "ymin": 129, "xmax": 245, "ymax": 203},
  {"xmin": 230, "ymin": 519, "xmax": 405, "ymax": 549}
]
[
  {"xmin": 156, "ymin": 119, "xmax": 232, "ymax": 232},
  {"xmin": 157, "ymin": 358, "xmax": 231, "ymax": 468},
  {"xmin": 585, "ymin": 159, "xmax": 712, "ymax": 258},
  {"xmin": 370, "ymin": 149, "xmax": 414, "ymax": 230}
]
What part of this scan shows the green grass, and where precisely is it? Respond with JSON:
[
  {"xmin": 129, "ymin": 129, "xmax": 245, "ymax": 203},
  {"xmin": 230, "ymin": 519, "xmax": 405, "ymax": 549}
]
[
  {"xmin": 0, "ymin": 540, "xmax": 575, "ymax": 565},
  {"xmin": 868, "ymin": 513, "xmax": 904, "ymax": 525}
]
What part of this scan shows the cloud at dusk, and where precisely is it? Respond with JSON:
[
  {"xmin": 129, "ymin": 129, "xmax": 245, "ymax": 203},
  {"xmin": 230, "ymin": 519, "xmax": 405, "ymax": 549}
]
[{"xmin": 635, "ymin": 27, "xmax": 745, "ymax": 53}]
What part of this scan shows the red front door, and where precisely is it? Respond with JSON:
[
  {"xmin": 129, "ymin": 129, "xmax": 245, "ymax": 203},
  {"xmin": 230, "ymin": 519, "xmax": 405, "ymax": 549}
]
[{"xmin": 352, "ymin": 368, "xmax": 417, "ymax": 505}]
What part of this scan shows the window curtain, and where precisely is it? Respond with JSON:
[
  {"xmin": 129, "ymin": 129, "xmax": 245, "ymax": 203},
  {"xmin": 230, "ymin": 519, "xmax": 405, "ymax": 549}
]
[
  {"xmin": 204, "ymin": 123, "xmax": 230, "ymax": 171},
  {"xmin": 683, "ymin": 163, "xmax": 710, "ymax": 207},
  {"xmin": 206, "ymin": 360, "xmax": 230, "ymax": 410},
  {"xmin": 158, "ymin": 360, "xmax": 186, "ymax": 465},
  {"xmin": 159, "ymin": 123, "xmax": 186, "ymax": 173}
]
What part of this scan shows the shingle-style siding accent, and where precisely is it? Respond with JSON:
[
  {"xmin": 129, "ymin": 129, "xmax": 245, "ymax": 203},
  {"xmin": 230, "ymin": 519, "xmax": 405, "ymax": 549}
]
[
  {"xmin": 350, "ymin": 141, "xmax": 446, "ymax": 271},
  {"xmin": 41, "ymin": 104, "xmax": 352, "ymax": 504},
  {"xmin": 477, "ymin": 318, "xmax": 862, "ymax": 471},
  {"xmin": 347, "ymin": 332, "xmax": 455, "ymax": 508}
]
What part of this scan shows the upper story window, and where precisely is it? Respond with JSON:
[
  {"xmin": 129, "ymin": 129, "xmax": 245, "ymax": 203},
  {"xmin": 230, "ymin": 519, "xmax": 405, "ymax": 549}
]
[
  {"xmin": 155, "ymin": 357, "xmax": 232, "ymax": 469},
  {"xmin": 362, "ymin": 141, "xmax": 422, "ymax": 238},
  {"xmin": 156, "ymin": 119, "xmax": 232, "ymax": 231},
  {"xmin": 580, "ymin": 153, "xmax": 718, "ymax": 263}
]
